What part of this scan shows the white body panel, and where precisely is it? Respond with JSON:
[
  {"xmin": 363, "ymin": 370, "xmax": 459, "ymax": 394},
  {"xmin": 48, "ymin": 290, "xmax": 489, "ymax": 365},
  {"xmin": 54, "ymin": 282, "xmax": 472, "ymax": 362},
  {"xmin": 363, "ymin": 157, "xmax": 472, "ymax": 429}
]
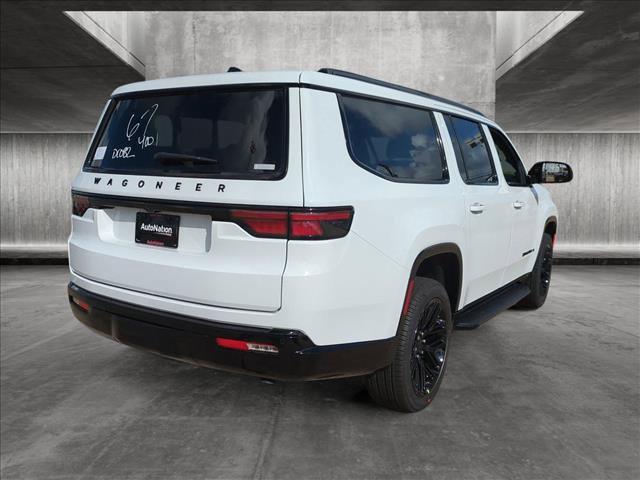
[{"xmin": 69, "ymin": 70, "xmax": 559, "ymax": 346}]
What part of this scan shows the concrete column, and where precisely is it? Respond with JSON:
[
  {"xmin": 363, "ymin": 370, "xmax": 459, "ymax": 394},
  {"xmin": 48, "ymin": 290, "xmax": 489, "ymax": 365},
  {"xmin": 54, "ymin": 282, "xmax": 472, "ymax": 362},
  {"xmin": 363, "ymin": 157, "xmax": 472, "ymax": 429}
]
[{"xmin": 146, "ymin": 11, "xmax": 496, "ymax": 117}]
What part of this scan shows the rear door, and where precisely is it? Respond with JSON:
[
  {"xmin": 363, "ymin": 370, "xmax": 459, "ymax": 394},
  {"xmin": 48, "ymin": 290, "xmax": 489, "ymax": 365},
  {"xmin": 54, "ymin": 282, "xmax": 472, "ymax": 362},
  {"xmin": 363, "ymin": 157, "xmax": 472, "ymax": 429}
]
[
  {"xmin": 487, "ymin": 127, "xmax": 539, "ymax": 282},
  {"xmin": 444, "ymin": 115, "xmax": 512, "ymax": 305},
  {"xmin": 69, "ymin": 85, "xmax": 303, "ymax": 312}
]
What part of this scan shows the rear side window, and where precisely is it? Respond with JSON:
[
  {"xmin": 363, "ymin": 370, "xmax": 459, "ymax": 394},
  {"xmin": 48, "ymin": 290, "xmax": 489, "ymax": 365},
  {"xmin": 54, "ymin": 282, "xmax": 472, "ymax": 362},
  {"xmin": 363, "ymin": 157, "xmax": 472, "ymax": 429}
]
[
  {"xmin": 85, "ymin": 88, "xmax": 288, "ymax": 179},
  {"xmin": 489, "ymin": 127, "xmax": 528, "ymax": 186},
  {"xmin": 339, "ymin": 95, "xmax": 447, "ymax": 183},
  {"xmin": 445, "ymin": 115, "xmax": 497, "ymax": 185}
]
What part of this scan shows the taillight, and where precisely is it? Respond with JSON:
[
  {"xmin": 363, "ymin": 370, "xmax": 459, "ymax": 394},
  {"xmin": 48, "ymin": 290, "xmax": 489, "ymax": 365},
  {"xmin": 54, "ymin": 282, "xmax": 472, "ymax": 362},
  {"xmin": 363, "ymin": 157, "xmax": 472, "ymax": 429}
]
[
  {"xmin": 230, "ymin": 207, "xmax": 353, "ymax": 240},
  {"xmin": 72, "ymin": 193, "xmax": 90, "ymax": 217},
  {"xmin": 289, "ymin": 209, "xmax": 353, "ymax": 240},
  {"xmin": 230, "ymin": 209, "xmax": 288, "ymax": 238}
]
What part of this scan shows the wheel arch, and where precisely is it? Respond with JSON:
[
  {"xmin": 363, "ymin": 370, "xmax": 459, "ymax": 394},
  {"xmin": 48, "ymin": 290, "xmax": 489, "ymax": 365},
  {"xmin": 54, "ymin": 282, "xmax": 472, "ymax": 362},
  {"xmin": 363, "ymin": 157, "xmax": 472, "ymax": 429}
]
[
  {"xmin": 409, "ymin": 243, "xmax": 463, "ymax": 313},
  {"xmin": 544, "ymin": 216, "xmax": 558, "ymax": 240}
]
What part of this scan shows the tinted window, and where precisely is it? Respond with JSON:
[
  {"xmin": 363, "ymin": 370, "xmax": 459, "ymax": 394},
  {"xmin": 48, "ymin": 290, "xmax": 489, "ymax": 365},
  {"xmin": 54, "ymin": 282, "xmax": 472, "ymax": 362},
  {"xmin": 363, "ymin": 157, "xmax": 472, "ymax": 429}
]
[
  {"xmin": 446, "ymin": 116, "xmax": 497, "ymax": 185},
  {"xmin": 340, "ymin": 95, "xmax": 447, "ymax": 182},
  {"xmin": 85, "ymin": 88, "xmax": 287, "ymax": 179},
  {"xmin": 489, "ymin": 128, "xmax": 528, "ymax": 186}
]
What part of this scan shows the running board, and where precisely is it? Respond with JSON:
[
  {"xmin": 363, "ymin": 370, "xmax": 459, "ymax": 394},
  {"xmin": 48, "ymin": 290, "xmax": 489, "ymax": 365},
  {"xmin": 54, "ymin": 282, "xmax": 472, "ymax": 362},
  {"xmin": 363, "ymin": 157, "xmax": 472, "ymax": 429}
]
[{"xmin": 454, "ymin": 283, "xmax": 530, "ymax": 330}]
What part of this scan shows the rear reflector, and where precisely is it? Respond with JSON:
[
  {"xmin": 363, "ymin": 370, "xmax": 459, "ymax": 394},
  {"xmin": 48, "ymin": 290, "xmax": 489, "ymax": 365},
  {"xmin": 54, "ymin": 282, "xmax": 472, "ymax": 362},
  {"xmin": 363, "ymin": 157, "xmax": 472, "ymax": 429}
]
[
  {"xmin": 216, "ymin": 337, "xmax": 279, "ymax": 354},
  {"xmin": 402, "ymin": 279, "xmax": 415, "ymax": 316},
  {"xmin": 72, "ymin": 297, "xmax": 90, "ymax": 312},
  {"xmin": 230, "ymin": 207, "xmax": 353, "ymax": 240}
]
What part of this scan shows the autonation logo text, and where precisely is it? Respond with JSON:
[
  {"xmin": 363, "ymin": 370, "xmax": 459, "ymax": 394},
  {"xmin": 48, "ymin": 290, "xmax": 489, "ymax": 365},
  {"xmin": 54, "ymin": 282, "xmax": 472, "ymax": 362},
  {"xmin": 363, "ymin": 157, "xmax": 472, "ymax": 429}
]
[{"xmin": 140, "ymin": 223, "xmax": 173, "ymax": 236}]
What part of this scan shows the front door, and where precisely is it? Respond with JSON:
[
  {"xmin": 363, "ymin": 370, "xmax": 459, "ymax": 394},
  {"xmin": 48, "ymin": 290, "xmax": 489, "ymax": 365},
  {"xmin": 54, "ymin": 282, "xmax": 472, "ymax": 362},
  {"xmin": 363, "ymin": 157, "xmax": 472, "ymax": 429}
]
[
  {"xmin": 443, "ymin": 115, "xmax": 512, "ymax": 307},
  {"xmin": 486, "ymin": 127, "xmax": 540, "ymax": 283}
]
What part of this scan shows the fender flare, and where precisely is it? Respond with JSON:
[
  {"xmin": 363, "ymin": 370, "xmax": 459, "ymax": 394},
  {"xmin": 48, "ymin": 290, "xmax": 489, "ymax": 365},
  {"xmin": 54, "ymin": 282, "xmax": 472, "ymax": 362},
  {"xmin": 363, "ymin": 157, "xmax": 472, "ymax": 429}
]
[
  {"xmin": 408, "ymin": 243, "xmax": 463, "ymax": 312},
  {"xmin": 544, "ymin": 216, "xmax": 558, "ymax": 239}
]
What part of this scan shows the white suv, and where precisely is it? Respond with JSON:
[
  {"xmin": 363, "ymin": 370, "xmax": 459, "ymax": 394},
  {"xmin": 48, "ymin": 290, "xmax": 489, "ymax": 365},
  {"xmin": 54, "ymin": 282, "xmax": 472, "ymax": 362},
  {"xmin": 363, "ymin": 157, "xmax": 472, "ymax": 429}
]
[{"xmin": 68, "ymin": 69, "xmax": 573, "ymax": 412}]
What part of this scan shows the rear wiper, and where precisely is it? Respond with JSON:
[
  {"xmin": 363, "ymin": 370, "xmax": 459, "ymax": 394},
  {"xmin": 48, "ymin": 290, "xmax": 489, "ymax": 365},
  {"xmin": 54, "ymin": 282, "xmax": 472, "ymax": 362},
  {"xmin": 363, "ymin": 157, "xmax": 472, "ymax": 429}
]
[{"xmin": 154, "ymin": 152, "xmax": 220, "ymax": 164}]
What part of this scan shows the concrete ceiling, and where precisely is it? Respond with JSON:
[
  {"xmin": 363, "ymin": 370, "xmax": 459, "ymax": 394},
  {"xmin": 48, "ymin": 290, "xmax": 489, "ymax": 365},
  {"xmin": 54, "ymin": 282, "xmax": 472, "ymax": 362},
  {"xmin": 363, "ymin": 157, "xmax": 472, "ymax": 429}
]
[
  {"xmin": 496, "ymin": 3, "xmax": 640, "ymax": 132},
  {"xmin": 0, "ymin": 1, "xmax": 610, "ymax": 11},
  {"xmin": 1, "ymin": 0, "xmax": 638, "ymax": 132},
  {"xmin": 0, "ymin": 2, "xmax": 142, "ymax": 132}
]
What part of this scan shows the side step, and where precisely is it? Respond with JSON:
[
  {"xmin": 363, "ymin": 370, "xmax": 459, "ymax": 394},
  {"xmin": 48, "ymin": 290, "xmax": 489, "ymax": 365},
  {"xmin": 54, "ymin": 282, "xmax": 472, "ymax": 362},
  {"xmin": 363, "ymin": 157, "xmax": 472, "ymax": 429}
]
[{"xmin": 454, "ymin": 283, "xmax": 530, "ymax": 330}]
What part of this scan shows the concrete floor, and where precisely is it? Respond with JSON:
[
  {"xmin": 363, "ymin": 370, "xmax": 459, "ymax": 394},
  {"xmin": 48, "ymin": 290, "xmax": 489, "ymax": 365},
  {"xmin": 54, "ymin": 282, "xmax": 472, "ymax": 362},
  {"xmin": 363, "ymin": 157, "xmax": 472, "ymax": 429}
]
[{"xmin": 1, "ymin": 266, "xmax": 638, "ymax": 480}]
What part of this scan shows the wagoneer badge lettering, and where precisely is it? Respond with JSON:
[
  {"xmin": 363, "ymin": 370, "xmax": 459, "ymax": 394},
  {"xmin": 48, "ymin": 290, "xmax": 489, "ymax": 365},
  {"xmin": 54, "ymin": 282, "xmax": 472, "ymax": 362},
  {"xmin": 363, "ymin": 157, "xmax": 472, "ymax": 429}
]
[{"xmin": 92, "ymin": 177, "xmax": 225, "ymax": 193}]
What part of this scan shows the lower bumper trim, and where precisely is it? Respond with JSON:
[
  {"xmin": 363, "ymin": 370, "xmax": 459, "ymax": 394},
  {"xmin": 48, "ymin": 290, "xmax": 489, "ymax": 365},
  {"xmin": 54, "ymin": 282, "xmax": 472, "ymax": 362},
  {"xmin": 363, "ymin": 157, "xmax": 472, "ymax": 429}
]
[{"xmin": 68, "ymin": 283, "xmax": 395, "ymax": 381}]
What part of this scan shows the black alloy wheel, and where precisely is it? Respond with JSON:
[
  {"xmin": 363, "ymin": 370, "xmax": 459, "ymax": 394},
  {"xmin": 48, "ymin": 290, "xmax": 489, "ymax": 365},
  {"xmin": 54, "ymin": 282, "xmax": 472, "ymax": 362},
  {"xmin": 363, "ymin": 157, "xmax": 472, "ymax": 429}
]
[
  {"xmin": 539, "ymin": 239, "xmax": 553, "ymax": 295},
  {"xmin": 367, "ymin": 277, "xmax": 453, "ymax": 412},
  {"xmin": 410, "ymin": 299, "xmax": 448, "ymax": 396},
  {"xmin": 516, "ymin": 232, "xmax": 554, "ymax": 309}
]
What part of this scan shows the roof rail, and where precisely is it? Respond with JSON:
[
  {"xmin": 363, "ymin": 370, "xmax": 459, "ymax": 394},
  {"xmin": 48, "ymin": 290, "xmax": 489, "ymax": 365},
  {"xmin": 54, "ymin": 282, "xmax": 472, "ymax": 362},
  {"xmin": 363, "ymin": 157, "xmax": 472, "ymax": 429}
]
[{"xmin": 317, "ymin": 68, "xmax": 485, "ymax": 117}]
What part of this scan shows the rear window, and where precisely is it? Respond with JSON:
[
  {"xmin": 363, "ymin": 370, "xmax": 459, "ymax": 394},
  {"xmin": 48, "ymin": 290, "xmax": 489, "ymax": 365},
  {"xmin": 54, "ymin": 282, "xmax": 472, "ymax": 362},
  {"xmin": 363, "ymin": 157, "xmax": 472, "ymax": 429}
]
[
  {"xmin": 444, "ymin": 115, "xmax": 497, "ymax": 185},
  {"xmin": 85, "ymin": 88, "xmax": 288, "ymax": 179},
  {"xmin": 338, "ymin": 95, "xmax": 447, "ymax": 183}
]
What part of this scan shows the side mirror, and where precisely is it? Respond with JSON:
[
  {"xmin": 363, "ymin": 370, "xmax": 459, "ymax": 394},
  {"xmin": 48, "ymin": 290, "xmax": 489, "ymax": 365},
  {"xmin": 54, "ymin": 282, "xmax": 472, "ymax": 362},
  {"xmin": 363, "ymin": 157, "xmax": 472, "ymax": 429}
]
[{"xmin": 528, "ymin": 161, "xmax": 573, "ymax": 184}]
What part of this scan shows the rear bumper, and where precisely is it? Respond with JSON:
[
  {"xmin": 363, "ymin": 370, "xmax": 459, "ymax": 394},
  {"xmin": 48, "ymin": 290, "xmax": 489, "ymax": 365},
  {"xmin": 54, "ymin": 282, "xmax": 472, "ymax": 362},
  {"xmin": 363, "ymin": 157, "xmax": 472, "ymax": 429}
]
[{"xmin": 68, "ymin": 283, "xmax": 395, "ymax": 381}]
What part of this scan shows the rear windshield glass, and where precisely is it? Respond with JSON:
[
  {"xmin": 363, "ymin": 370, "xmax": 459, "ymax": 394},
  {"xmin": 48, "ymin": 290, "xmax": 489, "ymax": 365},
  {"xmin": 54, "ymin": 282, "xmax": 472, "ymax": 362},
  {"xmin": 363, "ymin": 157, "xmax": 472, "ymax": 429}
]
[{"xmin": 85, "ymin": 88, "xmax": 288, "ymax": 179}]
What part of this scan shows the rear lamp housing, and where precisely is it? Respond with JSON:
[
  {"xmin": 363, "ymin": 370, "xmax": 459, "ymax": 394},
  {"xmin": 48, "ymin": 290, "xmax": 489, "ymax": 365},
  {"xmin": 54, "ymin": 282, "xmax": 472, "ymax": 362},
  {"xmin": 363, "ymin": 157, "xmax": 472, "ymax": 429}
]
[
  {"xmin": 230, "ymin": 207, "xmax": 353, "ymax": 240},
  {"xmin": 72, "ymin": 193, "xmax": 90, "ymax": 217},
  {"xmin": 71, "ymin": 191, "xmax": 353, "ymax": 240}
]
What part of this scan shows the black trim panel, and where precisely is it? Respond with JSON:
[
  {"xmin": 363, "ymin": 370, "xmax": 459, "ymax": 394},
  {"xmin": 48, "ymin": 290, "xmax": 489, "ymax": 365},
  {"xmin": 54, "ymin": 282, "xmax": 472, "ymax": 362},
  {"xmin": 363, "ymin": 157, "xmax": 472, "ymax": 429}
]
[
  {"xmin": 68, "ymin": 283, "xmax": 395, "ymax": 381},
  {"xmin": 409, "ymin": 243, "xmax": 463, "ymax": 312}
]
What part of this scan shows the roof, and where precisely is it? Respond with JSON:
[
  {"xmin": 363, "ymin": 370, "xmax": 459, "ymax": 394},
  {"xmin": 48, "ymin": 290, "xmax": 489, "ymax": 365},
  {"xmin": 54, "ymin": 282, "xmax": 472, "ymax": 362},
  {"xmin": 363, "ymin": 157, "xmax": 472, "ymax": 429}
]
[{"xmin": 111, "ymin": 69, "xmax": 490, "ymax": 123}]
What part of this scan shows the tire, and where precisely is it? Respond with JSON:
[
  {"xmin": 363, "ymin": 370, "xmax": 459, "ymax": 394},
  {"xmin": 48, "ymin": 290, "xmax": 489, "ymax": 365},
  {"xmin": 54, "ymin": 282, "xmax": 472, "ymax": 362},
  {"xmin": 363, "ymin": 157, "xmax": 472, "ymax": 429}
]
[
  {"xmin": 366, "ymin": 278, "xmax": 453, "ymax": 413},
  {"xmin": 516, "ymin": 233, "xmax": 553, "ymax": 309}
]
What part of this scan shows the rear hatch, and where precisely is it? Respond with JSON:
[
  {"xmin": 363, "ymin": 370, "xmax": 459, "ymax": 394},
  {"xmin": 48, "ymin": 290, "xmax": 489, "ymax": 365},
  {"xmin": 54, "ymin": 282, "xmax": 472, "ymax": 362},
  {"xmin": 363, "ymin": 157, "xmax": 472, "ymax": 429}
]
[{"xmin": 69, "ymin": 83, "xmax": 303, "ymax": 312}]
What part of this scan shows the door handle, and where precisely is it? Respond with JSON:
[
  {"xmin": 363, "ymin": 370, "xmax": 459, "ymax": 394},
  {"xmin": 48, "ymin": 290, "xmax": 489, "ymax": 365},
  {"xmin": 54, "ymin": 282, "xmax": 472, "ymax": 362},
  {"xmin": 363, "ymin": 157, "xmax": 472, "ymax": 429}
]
[
  {"xmin": 513, "ymin": 200, "xmax": 525, "ymax": 210},
  {"xmin": 469, "ymin": 202, "xmax": 485, "ymax": 214}
]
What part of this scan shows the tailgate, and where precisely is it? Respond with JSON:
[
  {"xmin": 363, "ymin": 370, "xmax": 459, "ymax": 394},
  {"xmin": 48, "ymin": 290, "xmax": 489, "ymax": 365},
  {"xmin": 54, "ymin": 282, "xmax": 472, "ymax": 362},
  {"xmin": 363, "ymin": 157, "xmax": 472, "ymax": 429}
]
[
  {"xmin": 69, "ymin": 85, "xmax": 303, "ymax": 312},
  {"xmin": 69, "ymin": 200, "xmax": 289, "ymax": 312}
]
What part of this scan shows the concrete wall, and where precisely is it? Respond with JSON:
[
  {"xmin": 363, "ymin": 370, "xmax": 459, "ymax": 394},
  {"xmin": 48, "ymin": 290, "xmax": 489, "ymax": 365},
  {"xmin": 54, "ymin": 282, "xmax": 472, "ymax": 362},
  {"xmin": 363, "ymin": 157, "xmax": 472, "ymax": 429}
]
[
  {"xmin": 0, "ymin": 133, "xmax": 91, "ymax": 252},
  {"xmin": 146, "ymin": 11, "xmax": 497, "ymax": 117},
  {"xmin": 2, "ymin": 132, "xmax": 636, "ymax": 255},
  {"xmin": 1, "ymin": 12, "xmax": 636, "ymax": 258},
  {"xmin": 509, "ymin": 133, "xmax": 640, "ymax": 249}
]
